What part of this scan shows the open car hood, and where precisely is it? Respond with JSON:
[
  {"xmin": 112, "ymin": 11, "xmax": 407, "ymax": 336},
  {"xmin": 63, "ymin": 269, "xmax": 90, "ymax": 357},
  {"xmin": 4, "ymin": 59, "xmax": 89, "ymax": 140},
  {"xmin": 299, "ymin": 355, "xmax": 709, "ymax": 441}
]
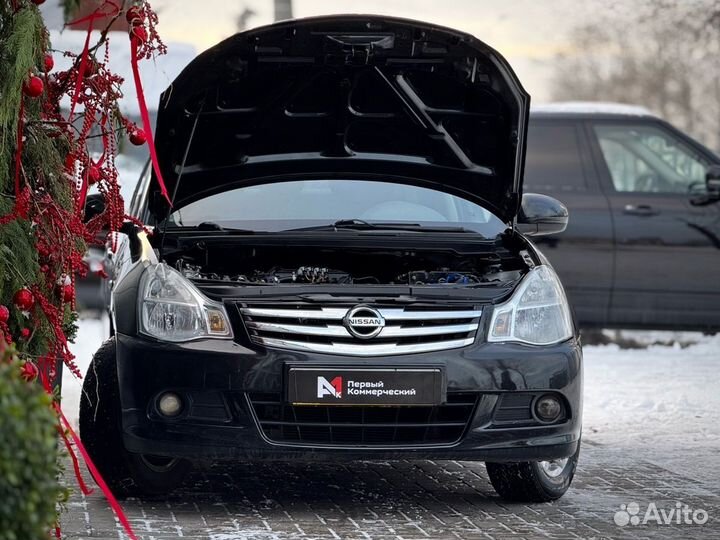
[{"xmin": 151, "ymin": 15, "xmax": 530, "ymax": 224}]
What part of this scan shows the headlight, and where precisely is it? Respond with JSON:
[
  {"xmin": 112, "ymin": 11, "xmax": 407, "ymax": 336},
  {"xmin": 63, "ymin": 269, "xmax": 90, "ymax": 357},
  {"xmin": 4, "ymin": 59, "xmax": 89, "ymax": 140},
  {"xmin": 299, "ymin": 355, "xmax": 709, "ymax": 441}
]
[
  {"xmin": 139, "ymin": 264, "xmax": 232, "ymax": 342},
  {"xmin": 488, "ymin": 265, "xmax": 573, "ymax": 345}
]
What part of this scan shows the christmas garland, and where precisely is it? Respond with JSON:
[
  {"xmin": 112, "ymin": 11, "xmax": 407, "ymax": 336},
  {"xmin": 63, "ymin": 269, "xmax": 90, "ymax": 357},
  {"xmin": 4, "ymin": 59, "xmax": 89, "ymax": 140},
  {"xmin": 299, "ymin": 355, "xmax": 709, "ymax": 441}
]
[{"xmin": 0, "ymin": 1, "xmax": 167, "ymax": 537}]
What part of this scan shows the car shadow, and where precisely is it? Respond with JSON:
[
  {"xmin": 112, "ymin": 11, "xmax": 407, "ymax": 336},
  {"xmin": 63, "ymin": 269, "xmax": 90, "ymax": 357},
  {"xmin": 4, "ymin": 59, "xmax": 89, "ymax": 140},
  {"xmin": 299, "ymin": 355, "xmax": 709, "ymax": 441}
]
[{"xmin": 136, "ymin": 460, "xmax": 501, "ymax": 506}]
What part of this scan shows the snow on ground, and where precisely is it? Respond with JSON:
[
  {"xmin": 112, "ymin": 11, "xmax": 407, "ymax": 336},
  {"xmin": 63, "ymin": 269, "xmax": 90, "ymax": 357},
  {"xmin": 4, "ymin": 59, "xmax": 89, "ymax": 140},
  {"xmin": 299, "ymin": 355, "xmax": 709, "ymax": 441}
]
[
  {"xmin": 582, "ymin": 330, "xmax": 720, "ymax": 485},
  {"xmin": 63, "ymin": 318, "xmax": 720, "ymax": 480},
  {"xmin": 62, "ymin": 314, "xmax": 109, "ymax": 430}
]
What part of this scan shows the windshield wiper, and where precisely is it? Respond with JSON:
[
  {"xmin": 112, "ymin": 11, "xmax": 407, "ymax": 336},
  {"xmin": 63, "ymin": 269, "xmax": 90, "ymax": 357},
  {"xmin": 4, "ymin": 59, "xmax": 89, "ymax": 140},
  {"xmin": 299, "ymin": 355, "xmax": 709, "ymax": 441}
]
[
  {"xmin": 165, "ymin": 222, "xmax": 257, "ymax": 234},
  {"xmin": 286, "ymin": 219, "xmax": 477, "ymax": 234}
]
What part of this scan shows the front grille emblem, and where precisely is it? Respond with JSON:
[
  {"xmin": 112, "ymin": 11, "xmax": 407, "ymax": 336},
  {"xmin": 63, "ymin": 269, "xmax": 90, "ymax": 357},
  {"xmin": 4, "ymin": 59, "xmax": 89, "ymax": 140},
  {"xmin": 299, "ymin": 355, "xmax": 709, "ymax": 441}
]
[{"xmin": 343, "ymin": 305, "xmax": 385, "ymax": 340}]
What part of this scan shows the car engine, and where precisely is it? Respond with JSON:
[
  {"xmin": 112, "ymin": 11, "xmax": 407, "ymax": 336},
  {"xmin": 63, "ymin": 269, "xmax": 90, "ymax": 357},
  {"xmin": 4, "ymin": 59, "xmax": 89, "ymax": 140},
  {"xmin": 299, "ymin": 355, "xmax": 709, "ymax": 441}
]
[{"xmin": 177, "ymin": 261, "xmax": 521, "ymax": 287}]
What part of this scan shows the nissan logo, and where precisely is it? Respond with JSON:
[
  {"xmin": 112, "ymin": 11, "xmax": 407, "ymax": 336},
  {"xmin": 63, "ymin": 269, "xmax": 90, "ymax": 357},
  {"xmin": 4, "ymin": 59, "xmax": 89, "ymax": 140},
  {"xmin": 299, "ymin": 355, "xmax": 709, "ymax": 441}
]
[{"xmin": 344, "ymin": 306, "xmax": 385, "ymax": 339}]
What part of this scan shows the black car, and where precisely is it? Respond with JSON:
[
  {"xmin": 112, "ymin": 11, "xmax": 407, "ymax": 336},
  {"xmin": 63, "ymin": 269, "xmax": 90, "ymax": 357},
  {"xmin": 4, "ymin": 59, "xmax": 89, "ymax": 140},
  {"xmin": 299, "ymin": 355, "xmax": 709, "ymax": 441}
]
[
  {"xmin": 79, "ymin": 15, "xmax": 582, "ymax": 503},
  {"xmin": 525, "ymin": 103, "xmax": 720, "ymax": 331}
]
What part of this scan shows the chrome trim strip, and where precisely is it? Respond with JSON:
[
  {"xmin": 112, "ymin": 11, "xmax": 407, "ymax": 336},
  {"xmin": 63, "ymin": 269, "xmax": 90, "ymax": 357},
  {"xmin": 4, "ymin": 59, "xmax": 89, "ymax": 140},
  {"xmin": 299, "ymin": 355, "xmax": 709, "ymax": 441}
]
[
  {"xmin": 379, "ymin": 308, "xmax": 482, "ymax": 320},
  {"xmin": 253, "ymin": 336, "xmax": 476, "ymax": 356},
  {"xmin": 241, "ymin": 307, "xmax": 348, "ymax": 319},
  {"xmin": 242, "ymin": 306, "xmax": 483, "ymax": 321},
  {"xmin": 247, "ymin": 321, "xmax": 351, "ymax": 337},
  {"xmin": 379, "ymin": 323, "xmax": 478, "ymax": 337},
  {"xmin": 247, "ymin": 321, "xmax": 479, "ymax": 338}
]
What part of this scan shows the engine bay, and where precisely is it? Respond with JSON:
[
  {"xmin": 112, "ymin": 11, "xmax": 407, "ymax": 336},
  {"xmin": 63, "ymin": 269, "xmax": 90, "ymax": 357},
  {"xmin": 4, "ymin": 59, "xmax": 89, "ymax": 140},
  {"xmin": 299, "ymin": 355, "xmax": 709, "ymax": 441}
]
[{"xmin": 165, "ymin": 239, "xmax": 526, "ymax": 287}]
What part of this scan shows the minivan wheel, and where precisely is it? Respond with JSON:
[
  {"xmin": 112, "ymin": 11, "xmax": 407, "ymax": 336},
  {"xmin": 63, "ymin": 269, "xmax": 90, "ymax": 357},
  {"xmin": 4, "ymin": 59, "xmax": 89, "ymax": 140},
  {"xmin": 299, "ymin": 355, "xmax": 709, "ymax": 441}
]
[
  {"xmin": 485, "ymin": 443, "xmax": 580, "ymax": 502},
  {"xmin": 79, "ymin": 338, "xmax": 191, "ymax": 498}
]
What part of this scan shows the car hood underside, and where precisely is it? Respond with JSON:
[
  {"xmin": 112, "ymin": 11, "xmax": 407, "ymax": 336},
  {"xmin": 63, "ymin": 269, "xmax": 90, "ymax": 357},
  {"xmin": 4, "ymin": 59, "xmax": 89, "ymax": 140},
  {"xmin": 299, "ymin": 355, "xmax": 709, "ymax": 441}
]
[{"xmin": 151, "ymin": 15, "xmax": 530, "ymax": 223}]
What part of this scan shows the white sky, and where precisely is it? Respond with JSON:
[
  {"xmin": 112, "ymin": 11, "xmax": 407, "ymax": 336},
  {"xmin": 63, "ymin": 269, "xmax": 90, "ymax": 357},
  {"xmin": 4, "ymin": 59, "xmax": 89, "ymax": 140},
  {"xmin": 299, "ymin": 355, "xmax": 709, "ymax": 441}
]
[
  {"xmin": 147, "ymin": 0, "xmax": 605, "ymax": 102},
  {"xmin": 41, "ymin": 0, "xmax": 613, "ymax": 102}
]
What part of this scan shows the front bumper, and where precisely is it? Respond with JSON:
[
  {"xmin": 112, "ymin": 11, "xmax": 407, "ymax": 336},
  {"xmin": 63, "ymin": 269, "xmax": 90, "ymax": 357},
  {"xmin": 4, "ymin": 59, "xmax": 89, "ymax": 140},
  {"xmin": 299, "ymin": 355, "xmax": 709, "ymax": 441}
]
[{"xmin": 116, "ymin": 333, "xmax": 582, "ymax": 463}]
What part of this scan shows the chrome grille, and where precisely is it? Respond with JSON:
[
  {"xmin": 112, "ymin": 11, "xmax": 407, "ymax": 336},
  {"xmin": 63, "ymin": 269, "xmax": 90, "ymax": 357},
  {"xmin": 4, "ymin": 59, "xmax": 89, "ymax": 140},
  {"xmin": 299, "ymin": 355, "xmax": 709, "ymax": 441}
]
[{"xmin": 239, "ymin": 304, "xmax": 482, "ymax": 356}]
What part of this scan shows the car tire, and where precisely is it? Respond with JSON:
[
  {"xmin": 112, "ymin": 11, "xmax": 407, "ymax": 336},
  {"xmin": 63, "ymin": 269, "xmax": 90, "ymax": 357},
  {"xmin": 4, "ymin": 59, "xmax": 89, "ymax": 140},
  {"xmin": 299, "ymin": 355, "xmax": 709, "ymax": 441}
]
[
  {"xmin": 485, "ymin": 442, "xmax": 580, "ymax": 502},
  {"xmin": 79, "ymin": 338, "xmax": 191, "ymax": 498}
]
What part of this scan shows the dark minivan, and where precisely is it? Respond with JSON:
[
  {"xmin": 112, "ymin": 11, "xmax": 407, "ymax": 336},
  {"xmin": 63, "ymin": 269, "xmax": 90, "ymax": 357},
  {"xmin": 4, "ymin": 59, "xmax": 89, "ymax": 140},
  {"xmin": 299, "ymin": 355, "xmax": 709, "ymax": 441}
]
[
  {"xmin": 80, "ymin": 16, "xmax": 583, "ymax": 502},
  {"xmin": 526, "ymin": 103, "xmax": 720, "ymax": 331}
]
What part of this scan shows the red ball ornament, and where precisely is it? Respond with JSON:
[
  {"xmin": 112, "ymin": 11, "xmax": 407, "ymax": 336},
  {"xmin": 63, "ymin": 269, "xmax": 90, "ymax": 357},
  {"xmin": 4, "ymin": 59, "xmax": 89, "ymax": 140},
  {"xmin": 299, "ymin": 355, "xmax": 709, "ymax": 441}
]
[
  {"xmin": 13, "ymin": 289, "xmax": 35, "ymax": 312},
  {"xmin": 126, "ymin": 6, "xmax": 144, "ymax": 25},
  {"xmin": 129, "ymin": 127, "xmax": 147, "ymax": 145},
  {"xmin": 19, "ymin": 328, "xmax": 31, "ymax": 340},
  {"xmin": 62, "ymin": 284, "xmax": 74, "ymax": 303},
  {"xmin": 31, "ymin": 0, "xmax": 46, "ymax": 4},
  {"xmin": 88, "ymin": 165, "xmax": 102, "ymax": 185},
  {"xmin": 23, "ymin": 75, "xmax": 44, "ymax": 98},
  {"xmin": 44, "ymin": 53, "xmax": 54, "ymax": 72},
  {"xmin": 0, "ymin": 305, "xmax": 9, "ymax": 323},
  {"xmin": 20, "ymin": 361, "xmax": 39, "ymax": 382}
]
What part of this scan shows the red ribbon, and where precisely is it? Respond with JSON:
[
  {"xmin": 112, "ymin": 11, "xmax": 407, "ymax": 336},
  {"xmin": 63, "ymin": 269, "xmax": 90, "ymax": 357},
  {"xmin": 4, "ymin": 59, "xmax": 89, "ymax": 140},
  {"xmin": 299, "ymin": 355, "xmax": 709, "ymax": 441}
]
[
  {"xmin": 56, "ymin": 424, "xmax": 94, "ymax": 495},
  {"xmin": 64, "ymin": 0, "xmax": 120, "ymax": 28},
  {"xmin": 130, "ymin": 34, "xmax": 172, "ymax": 206},
  {"xmin": 68, "ymin": 19, "xmax": 93, "ymax": 123},
  {"xmin": 54, "ymin": 404, "xmax": 138, "ymax": 540}
]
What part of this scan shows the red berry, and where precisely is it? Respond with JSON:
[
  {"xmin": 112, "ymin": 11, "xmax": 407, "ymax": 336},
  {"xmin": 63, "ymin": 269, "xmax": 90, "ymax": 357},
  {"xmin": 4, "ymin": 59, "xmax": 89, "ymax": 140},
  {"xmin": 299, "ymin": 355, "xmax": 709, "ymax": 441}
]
[
  {"xmin": 20, "ymin": 361, "xmax": 39, "ymax": 382},
  {"xmin": 37, "ymin": 243, "xmax": 50, "ymax": 258},
  {"xmin": 31, "ymin": 0, "xmax": 45, "ymax": 4},
  {"xmin": 23, "ymin": 76, "xmax": 44, "ymax": 98},
  {"xmin": 44, "ymin": 53, "xmax": 54, "ymax": 72},
  {"xmin": 129, "ymin": 127, "xmax": 147, "ymax": 145},
  {"xmin": 0, "ymin": 305, "xmax": 9, "ymax": 323},
  {"xmin": 126, "ymin": 6, "xmax": 144, "ymax": 25},
  {"xmin": 13, "ymin": 289, "xmax": 35, "ymax": 312},
  {"xmin": 19, "ymin": 328, "xmax": 31, "ymax": 340}
]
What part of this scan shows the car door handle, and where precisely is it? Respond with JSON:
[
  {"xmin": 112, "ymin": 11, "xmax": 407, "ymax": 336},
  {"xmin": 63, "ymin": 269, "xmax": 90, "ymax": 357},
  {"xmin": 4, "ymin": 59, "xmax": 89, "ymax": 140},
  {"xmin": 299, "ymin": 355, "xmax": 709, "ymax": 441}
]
[{"xmin": 623, "ymin": 204, "xmax": 659, "ymax": 216}]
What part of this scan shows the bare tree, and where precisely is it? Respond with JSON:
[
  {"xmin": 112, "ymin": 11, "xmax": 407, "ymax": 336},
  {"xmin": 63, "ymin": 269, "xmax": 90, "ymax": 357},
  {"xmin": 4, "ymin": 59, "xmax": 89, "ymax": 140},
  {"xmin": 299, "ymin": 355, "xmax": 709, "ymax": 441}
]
[
  {"xmin": 551, "ymin": 0, "xmax": 720, "ymax": 150},
  {"xmin": 236, "ymin": 6, "xmax": 256, "ymax": 31}
]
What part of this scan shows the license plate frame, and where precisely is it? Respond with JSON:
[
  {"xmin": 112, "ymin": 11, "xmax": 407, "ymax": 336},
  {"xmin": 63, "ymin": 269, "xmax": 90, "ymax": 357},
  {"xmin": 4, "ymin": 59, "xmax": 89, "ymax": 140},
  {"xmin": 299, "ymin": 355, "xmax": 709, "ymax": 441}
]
[{"xmin": 286, "ymin": 366, "xmax": 445, "ymax": 406}]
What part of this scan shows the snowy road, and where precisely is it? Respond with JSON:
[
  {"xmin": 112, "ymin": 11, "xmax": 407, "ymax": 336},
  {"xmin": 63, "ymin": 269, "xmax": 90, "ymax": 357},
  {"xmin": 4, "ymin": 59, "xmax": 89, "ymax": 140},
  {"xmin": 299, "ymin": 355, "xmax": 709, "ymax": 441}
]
[{"xmin": 60, "ymin": 319, "xmax": 720, "ymax": 538}]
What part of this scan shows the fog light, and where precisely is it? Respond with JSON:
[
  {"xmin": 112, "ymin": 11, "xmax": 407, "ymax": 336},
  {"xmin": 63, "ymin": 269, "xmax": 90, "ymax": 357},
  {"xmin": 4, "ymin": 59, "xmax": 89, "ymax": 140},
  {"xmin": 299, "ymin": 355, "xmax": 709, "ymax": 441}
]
[
  {"xmin": 158, "ymin": 392, "xmax": 183, "ymax": 417},
  {"xmin": 534, "ymin": 394, "xmax": 562, "ymax": 422}
]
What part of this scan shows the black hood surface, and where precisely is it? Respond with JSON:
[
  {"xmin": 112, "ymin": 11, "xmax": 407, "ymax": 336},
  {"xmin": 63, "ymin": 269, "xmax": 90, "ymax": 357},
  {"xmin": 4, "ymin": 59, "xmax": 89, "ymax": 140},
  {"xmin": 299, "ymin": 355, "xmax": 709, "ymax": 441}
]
[{"xmin": 151, "ymin": 15, "xmax": 530, "ymax": 223}]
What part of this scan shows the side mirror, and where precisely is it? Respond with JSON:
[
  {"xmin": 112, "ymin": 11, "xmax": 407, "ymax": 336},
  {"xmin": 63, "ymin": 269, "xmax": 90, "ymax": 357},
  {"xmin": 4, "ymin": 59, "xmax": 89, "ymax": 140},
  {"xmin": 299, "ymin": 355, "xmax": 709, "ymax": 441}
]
[
  {"xmin": 83, "ymin": 193, "xmax": 105, "ymax": 223},
  {"xmin": 517, "ymin": 193, "xmax": 569, "ymax": 236},
  {"xmin": 706, "ymin": 165, "xmax": 720, "ymax": 196}
]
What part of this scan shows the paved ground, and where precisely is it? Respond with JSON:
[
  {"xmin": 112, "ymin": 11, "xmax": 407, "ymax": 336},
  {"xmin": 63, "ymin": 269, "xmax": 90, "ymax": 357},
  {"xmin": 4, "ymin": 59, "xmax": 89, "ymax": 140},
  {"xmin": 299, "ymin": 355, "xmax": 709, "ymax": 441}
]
[
  {"xmin": 59, "ymin": 439, "xmax": 719, "ymax": 540},
  {"xmin": 60, "ymin": 328, "xmax": 720, "ymax": 539}
]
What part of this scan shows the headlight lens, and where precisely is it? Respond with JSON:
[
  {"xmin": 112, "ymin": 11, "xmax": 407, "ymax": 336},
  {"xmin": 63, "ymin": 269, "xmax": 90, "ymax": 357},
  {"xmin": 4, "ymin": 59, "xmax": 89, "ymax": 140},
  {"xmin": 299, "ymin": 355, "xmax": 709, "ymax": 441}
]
[
  {"xmin": 139, "ymin": 264, "xmax": 232, "ymax": 342},
  {"xmin": 488, "ymin": 265, "xmax": 573, "ymax": 345}
]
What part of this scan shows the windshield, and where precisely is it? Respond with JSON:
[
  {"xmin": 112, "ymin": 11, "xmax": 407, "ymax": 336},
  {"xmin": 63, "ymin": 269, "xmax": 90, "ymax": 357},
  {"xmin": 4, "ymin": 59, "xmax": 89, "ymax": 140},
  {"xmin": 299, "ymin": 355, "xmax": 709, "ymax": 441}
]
[{"xmin": 166, "ymin": 180, "xmax": 507, "ymax": 235}]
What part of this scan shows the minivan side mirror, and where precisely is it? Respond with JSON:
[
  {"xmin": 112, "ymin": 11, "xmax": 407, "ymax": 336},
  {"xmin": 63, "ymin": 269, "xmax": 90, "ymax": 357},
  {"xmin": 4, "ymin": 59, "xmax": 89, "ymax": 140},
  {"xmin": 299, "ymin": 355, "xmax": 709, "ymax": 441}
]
[
  {"xmin": 517, "ymin": 193, "xmax": 569, "ymax": 236},
  {"xmin": 83, "ymin": 193, "xmax": 106, "ymax": 223},
  {"xmin": 706, "ymin": 165, "xmax": 720, "ymax": 196}
]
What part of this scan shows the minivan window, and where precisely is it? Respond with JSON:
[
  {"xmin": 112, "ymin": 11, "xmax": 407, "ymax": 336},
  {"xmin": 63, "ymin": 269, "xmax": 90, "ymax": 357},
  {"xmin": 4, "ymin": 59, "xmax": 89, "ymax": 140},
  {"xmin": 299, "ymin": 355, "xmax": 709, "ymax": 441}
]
[
  {"xmin": 166, "ymin": 180, "xmax": 507, "ymax": 236},
  {"xmin": 593, "ymin": 124, "xmax": 709, "ymax": 193},
  {"xmin": 524, "ymin": 123, "xmax": 587, "ymax": 191}
]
